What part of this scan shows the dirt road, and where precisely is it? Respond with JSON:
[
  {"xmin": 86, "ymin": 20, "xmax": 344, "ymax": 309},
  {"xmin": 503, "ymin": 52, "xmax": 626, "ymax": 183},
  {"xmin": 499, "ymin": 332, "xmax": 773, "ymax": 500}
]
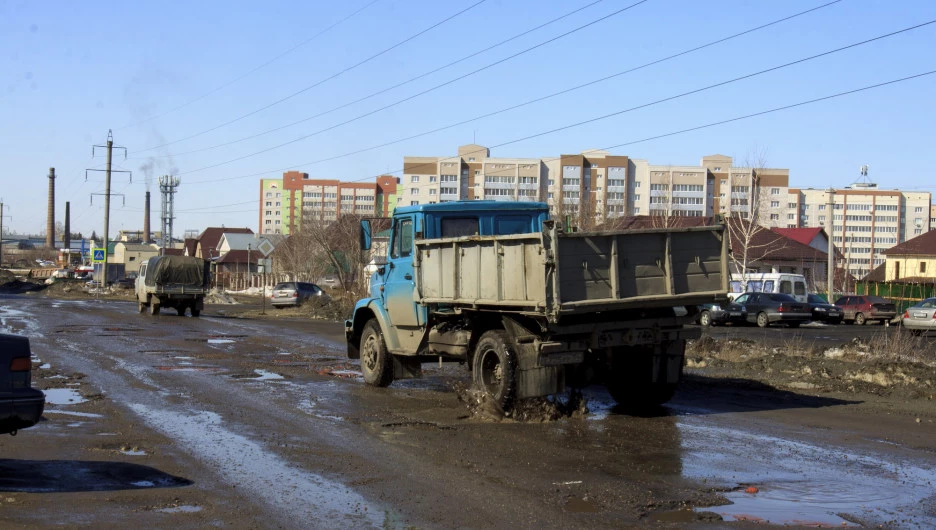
[{"xmin": 1, "ymin": 293, "xmax": 934, "ymax": 528}]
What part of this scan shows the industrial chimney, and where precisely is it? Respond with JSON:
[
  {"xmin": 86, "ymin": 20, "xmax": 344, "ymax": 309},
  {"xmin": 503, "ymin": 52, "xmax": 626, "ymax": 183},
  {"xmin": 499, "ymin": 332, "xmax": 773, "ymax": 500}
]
[
  {"xmin": 143, "ymin": 191, "xmax": 151, "ymax": 243},
  {"xmin": 64, "ymin": 202, "xmax": 71, "ymax": 262},
  {"xmin": 46, "ymin": 167, "xmax": 55, "ymax": 248}
]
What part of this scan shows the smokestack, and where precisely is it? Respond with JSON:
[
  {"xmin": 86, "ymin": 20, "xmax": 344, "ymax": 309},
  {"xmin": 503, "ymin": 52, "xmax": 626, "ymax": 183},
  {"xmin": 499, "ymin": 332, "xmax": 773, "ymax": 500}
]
[
  {"xmin": 46, "ymin": 167, "xmax": 55, "ymax": 248},
  {"xmin": 144, "ymin": 191, "xmax": 151, "ymax": 243},
  {"xmin": 64, "ymin": 202, "xmax": 71, "ymax": 257}
]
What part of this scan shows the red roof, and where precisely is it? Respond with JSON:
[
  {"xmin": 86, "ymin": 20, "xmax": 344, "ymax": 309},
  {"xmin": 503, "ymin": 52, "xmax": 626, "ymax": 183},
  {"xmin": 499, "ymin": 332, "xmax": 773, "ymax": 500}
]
[{"xmin": 770, "ymin": 227, "xmax": 824, "ymax": 247}]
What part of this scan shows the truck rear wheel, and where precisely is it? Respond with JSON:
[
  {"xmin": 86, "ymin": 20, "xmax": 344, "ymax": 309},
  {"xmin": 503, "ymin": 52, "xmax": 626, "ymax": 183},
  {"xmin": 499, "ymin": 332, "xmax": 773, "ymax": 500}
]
[
  {"xmin": 138, "ymin": 302, "xmax": 146, "ymax": 314},
  {"xmin": 472, "ymin": 330, "xmax": 517, "ymax": 412},
  {"xmin": 149, "ymin": 303, "xmax": 160, "ymax": 316},
  {"xmin": 606, "ymin": 344, "xmax": 681, "ymax": 409},
  {"xmin": 360, "ymin": 319, "xmax": 393, "ymax": 387}
]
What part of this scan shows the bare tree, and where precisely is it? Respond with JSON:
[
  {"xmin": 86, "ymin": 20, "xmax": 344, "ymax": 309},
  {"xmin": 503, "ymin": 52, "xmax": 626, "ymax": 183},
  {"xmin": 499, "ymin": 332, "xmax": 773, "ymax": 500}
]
[{"xmin": 724, "ymin": 148, "xmax": 787, "ymax": 284}]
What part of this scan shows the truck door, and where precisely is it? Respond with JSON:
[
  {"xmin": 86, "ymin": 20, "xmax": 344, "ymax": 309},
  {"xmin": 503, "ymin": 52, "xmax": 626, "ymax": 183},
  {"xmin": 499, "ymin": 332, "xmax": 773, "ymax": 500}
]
[{"xmin": 383, "ymin": 215, "xmax": 421, "ymax": 328}]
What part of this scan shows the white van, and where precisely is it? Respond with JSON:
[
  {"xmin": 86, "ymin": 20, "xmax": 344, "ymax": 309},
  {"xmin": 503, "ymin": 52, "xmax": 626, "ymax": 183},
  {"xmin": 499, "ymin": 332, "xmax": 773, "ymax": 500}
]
[{"xmin": 728, "ymin": 273, "xmax": 808, "ymax": 303}]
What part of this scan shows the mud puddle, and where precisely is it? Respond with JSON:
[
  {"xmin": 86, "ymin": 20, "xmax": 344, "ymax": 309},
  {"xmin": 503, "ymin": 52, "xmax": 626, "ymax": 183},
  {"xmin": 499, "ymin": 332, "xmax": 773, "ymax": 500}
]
[{"xmin": 680, "ymin": 422, "xmax": 936, "ymax": 527}]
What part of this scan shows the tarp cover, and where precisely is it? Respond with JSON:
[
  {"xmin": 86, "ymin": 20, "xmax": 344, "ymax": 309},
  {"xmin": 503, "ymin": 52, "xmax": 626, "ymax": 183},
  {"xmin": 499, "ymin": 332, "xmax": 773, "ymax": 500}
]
[{"xmin": 144, "ymin": 255, "xmax": 207, "ymax": 287}]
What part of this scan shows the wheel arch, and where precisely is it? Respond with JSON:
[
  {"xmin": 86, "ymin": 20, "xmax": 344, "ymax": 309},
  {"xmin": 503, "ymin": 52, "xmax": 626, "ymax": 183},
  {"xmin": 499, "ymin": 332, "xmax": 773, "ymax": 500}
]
[{"xmin": 347, "ymin": 301, "xmax": 398, "ymax": 359}]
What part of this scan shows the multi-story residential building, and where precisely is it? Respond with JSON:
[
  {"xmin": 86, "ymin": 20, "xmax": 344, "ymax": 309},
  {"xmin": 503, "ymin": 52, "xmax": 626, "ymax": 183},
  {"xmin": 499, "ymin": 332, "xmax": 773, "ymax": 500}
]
[
  {"xmin": 787, "ymin": 183, "xmax": 932, "ymax": 278},
  {"xmin": 402, "ymin": 144, "xmax": 549, "ymax": 207},
  {"xmin": 258, "ymin": 172, "xmax": 397, "ymax": 235}
]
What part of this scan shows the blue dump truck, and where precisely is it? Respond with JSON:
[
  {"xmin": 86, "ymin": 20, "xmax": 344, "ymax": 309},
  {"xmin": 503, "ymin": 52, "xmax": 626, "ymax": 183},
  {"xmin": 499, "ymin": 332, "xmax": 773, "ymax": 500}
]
[{"xmin": 346, "ymin": 202, "xmax": 729, "ymax": 411}]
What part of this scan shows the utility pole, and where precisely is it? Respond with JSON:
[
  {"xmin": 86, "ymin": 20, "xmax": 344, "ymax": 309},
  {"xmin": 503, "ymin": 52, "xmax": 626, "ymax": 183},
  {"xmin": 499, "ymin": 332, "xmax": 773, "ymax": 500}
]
[
  {"xmin": 826, "ymin": 189, "xmax": 835, "ymax": 302},
  {"xmin": 0, "ymin": 201, "xmax": 10, "ymax": 268},
  {"xmin": 87, "ymin": 130, "xmax": 130, "ymax": 289}
]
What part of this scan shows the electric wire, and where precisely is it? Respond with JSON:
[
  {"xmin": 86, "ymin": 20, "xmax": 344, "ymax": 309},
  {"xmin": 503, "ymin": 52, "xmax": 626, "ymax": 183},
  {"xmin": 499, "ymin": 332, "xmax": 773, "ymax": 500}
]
[
  {"xmin": 130, "ymin": 0, "xmax": 611, "ymax": 160},
  {"xmin": 137, "ymin": 0, "xmax": 489, "ymax": 152},
  {"xmin": 115, "ymin": 0, "xmax": 383, "ymax": 131}
]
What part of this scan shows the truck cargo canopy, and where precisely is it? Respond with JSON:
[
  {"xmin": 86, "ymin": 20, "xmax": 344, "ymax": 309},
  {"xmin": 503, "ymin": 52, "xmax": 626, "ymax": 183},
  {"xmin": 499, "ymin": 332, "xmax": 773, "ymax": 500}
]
[{"xmin": 145, "ymin": 256, "xmax": 207, "ymax": 287}]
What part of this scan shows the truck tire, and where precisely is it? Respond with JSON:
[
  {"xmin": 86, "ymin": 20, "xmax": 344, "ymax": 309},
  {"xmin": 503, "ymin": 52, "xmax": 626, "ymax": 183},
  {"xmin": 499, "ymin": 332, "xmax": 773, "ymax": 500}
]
[
  {"xmin": 472, "ymin": 330, "xmax": 517, "ymax": 412},
  {"xmin": 149, "ymin": 303, "xmax": 160, "ymax": 316},
  {"xmin": 191, "ymin": 307, "xmax": 201, "ymax": 317},
  {"xmin": 138, "ymin": 302, "xmax": 146, "ymax": 314},
  {"xmin": 607, "ymin": 344, "xmax": 680, "ymax": 409},
  {"xmin": 360, "ymin": 319, "xmax": 393, "ymax": 387},
  {"xmin": 176, "ymin": 306, "xmax": 187, "ymax": 316}
]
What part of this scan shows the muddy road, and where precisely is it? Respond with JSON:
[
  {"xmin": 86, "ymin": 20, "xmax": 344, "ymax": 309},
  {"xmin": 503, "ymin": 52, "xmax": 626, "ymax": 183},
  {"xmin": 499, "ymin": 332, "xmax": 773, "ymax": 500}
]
[{"xmin": 1, "ymin": 294, "xmax": 935, "ymax": 528}]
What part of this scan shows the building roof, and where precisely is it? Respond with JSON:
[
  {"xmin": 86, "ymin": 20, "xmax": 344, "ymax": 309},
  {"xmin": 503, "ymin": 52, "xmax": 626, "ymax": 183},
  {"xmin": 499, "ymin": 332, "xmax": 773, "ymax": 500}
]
[
  {"xmin": 197, "ymin": 227, "xmax": 253, "ymax": 254},
  {"xmin": 883, "ymin": 229, "xmax": 936, "ymax": 256},
  {"xmin": 770, "ymin": 227, "xmax": 824, "ymax": 247},
  {"xmin": 220, "ymin": 233, "xmax": 266, "ymax": 251},
  {"xmin": 217, "ymin": 249, "xmax": 258, "ymax": 264},
  {"xmin": 163, "ymin": 248, "xmax": 184, "ymax": 256},
  {"xmin": 183, "ymin": 238, "xmax": 198, "ymax": 257},
  {"xmin": 863, "ymin": 262, "xmax": 886, "ymax": 282}
]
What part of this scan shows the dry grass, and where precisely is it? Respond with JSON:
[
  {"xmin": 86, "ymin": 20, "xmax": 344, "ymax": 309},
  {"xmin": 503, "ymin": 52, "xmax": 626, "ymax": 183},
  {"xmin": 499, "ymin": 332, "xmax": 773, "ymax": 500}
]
[{"xmin": 865, "ymin": 326, "xmax": 936, "ymax": 365}]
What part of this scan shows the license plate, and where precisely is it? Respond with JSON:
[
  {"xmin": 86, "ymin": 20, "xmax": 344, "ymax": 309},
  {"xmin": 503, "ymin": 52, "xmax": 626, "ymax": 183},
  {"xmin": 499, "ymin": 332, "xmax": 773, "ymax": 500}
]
[
  {"xmin": 729, "ymin": 312, "xmax": 742, "ymax": 317},
  {"xmin": 914, "ymin": 312, "xmax": 928, "ymax": 318}
]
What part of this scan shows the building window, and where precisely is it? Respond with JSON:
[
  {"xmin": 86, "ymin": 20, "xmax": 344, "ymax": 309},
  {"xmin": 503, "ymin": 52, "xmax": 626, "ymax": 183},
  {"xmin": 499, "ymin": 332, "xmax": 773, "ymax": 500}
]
[
  {"xmin": 429, "ymin": 189, "xmax": 436, "ymax": 195},
  {"xmin": 429, "ymin": 176, "xmax": 437, "ymax": 183},
  {"xmin": 411, "ymin": 175, "xmax": 419, "ymax": 183},
  {"xmin": 770, "ymin": 201, "xmax": 780, "ymax": 208},
  {"xmin": 410, "ymin": 200, "xmax": 419, "ymax": 205},
  {"xmin": 410, "ymin": 188, "xmax": 419, "ymax": 195},
  {"xmin": 921, "ymin": 262, "xmax": 927, "ymax": 273},
  {"xmin": 770, "ymin": 213, "xmax": 779, "ymax": 220},
  {"xmin": 771, "ymin": 188, "xmax": 780, "ymax": 195}
]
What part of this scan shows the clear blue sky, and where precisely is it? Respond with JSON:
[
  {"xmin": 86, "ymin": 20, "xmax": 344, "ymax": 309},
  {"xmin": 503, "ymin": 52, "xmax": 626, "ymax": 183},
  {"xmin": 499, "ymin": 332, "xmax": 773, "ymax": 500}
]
[{"xmin": 3, "ymin": 0, "xmax": 935, "ymax": 238}]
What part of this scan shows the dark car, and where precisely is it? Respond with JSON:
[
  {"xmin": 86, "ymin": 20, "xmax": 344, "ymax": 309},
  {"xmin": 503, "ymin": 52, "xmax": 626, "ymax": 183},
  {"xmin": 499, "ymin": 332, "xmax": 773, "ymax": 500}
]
[
  {"xmin": 270, "ymin": 282, "xmax": 330, "ymax": 308},
  {"xmin": 807, "ymin": 293, "xmax": 843, "ymax": 324},
  {"xmin": 0, "ymin": 334, "xmax": 45, "ymax": 435},
  {"xmin": 733, "ymin": 292, "xmax": 811, "ymax": 328},
  {"xmin": 696, "ymin": 302, "xmax": 747, "ymax": 327},
  {"xmin": 114, "ymin": 276, "xmax": 137, "ymax": 289},
  {"xmin": 834, "ymin": 295, "xmax": 897, "ymax": 325}
]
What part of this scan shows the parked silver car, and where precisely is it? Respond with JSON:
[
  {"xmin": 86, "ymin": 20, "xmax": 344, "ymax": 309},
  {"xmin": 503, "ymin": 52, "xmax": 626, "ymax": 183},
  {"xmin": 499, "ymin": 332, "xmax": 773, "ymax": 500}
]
[
  {"xmin": 270, "ymin": 282, "xmax": 329, "ymax": 308},
  {"xmin": 901, "ymin": 298, "xmax": 936, "ymax": 335}
]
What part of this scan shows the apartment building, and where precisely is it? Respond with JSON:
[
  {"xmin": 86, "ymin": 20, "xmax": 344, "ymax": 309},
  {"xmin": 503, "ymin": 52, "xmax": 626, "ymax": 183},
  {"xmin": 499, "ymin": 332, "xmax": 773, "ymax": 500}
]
[
  {"xmin": 258, "ymin": 172, "xmax": 397, "ymax": 235},
  {"xmin": 401, "ymin": 144, "xmax": 550, "ymax": 207},
  {"xmin": 786, "ymin": 183, "xmax": 932, "ymax": 278}
]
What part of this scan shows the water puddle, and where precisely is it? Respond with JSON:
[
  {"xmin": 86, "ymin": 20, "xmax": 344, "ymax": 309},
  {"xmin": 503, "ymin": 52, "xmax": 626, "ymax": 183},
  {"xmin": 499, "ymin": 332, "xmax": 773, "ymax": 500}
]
[
  {"xmin": 207, "ymin": 339, "xmax": 235, "ymax": 345},
  {"xmin": 121, "ymin": 448, "xmax": 147, "ymax": 456},
  {"xmin": 38, "ymin": 363, "xmax": 50, "ymax": 369},
  {"xmin": 157, "ymin": 505, "xmax": 202, "ymax": 513},
  {"xmin": 43, "ymin": 410, "xmax": 103, "ymax": 418},
  {"xmin": 233, "ymin": 369, "xmax": 284, "ymax": 381},
  {"xmin": 680, "ymin": 421, "xmax": 936, "ymax": 527},
  {"xmin": 128, "ymin": 404, "xmax": 385, "ymax": 525},
  {"xmin": 43, "ymin": 388, "xmax": 88, "ymax": 405}
]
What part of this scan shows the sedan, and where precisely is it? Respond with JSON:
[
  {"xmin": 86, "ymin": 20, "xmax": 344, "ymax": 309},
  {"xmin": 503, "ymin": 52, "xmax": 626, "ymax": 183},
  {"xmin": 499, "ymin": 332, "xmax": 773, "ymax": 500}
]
[
  {"xmin": 807, "ymin": 293, "xmax": 843, "ymax": 324},
  {"xmin": 0, "ymin": 334, "xmax": 45, "ymax": 436},
  {"xmin": 834, "ymin": 295, "xmax": 897, "ymax": 325},
  {"xmin": 733, "ymin": 292, "xmax": 811, "ymax": 328},
  {"xmin": 900, "ymin": 298, "xmax": 936, "ymax": 335},
  {"xmin": 696, "ymin": 302, "xmax": 747, "ymax": 327},
  {"xmin": 270, "ymin": 282, "xmax": 330, "ymax": 308}
]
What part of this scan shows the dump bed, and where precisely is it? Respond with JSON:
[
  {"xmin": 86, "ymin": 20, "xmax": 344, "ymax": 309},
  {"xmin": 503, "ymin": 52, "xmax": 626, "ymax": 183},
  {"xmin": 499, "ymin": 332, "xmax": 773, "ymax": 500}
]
[{"xmin": 415, "ymin": 221, "xmax": 728, "ymax": 322}]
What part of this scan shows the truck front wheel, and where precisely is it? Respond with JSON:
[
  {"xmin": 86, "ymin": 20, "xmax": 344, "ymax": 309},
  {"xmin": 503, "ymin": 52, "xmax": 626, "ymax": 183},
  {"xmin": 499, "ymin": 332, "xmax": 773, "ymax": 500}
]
[
  {"xmin": 149, "ymin": 302, "xmax": 160, "ymax": 316},
  {"xmin": 360, "ymin": 320, "xmax": 393, "ymax": 387},
  {"xmin": 472, "ymin": 330, "xmax": 517, "ymax": 412}
]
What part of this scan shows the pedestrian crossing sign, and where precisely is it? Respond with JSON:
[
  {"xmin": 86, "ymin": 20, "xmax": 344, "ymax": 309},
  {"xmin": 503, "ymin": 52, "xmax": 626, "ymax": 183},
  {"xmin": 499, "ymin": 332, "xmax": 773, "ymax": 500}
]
[{"xmin": 92, "ymin": 248, "xmax": 106, "ymax": 263}]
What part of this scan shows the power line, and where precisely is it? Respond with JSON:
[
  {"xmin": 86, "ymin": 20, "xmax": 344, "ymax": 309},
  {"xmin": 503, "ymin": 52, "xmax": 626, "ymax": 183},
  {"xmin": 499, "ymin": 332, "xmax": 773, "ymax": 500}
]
[
  {"xmin": 172, "ymin": 0, "xmax": 652, "ymax": 176},
  {"xmin": 137, "ymin": 0, "xmax": 489, "ymax": 153},
  {"xmin": 188, "ymin": 11, "xmax": 926, "ymax": 189},
  {"xmin": 131, "ymin": 0, "xmax": 611, "ymax": 161},
  {"xmin": 116, "ymin": 0, "xmax": 383, "ymax": 131}
]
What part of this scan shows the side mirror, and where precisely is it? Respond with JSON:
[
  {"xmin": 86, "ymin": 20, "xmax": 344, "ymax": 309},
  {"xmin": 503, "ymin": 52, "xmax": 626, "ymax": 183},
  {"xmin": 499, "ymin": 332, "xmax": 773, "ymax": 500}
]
[{"xmin": 359, "ymin": 219, "xmax": 372, "ymax": 251}]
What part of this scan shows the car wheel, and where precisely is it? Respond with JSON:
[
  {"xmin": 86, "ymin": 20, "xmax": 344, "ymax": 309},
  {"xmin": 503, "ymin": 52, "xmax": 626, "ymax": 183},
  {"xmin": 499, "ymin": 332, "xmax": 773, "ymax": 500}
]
[
  {"xmin": 756, "ymin": 312, "xmax": 770, "ymax": 328},
  {"xmin": 360, "ymin": 319, "xmax": 393, "ymax": 387},
  {"xmin": 855, "ymin": 312, "xmax": 867, "ymax": 326},
  {"xmin": 699, "ymin": 310, "xmax": 712, "ymax": 327},
  {"xmin": 472, "ymin": 330, "xmax": 518, "ymax": 412}
]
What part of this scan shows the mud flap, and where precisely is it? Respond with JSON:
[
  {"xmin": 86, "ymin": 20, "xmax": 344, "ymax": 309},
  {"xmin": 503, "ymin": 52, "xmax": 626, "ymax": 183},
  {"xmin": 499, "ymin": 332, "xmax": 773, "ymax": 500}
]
[
  {"xmin": 652, "ymin": 341, "xmax": 686, "ymax": 384},
  {"xmin": 392, "ymin": 355, "xmax": 422, "ymax": 380},
  {"xmin": 516, "ymin": 366, "xmax": 564, "ymax": 399}
]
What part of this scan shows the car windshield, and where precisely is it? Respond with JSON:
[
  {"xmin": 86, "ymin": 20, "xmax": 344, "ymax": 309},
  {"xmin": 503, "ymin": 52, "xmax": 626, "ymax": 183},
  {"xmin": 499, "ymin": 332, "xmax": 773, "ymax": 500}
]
[
  {"xmin": 807, "ymin": 294, "xmax": 827, "ymax": 303},
  {"xmin": 912, "ymin": 298, "xmax": 936, "ymax": 308},
  {"xmin": 273, "ymin": 283, "xmax": 296, "ymax": 290}
]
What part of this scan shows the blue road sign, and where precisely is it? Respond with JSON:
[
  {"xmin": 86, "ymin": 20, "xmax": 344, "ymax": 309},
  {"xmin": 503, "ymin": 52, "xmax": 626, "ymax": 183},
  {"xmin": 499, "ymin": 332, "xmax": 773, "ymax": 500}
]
[{"xmin": 92, "ymin": 248, "xmax": 105, "ymax": 263}]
